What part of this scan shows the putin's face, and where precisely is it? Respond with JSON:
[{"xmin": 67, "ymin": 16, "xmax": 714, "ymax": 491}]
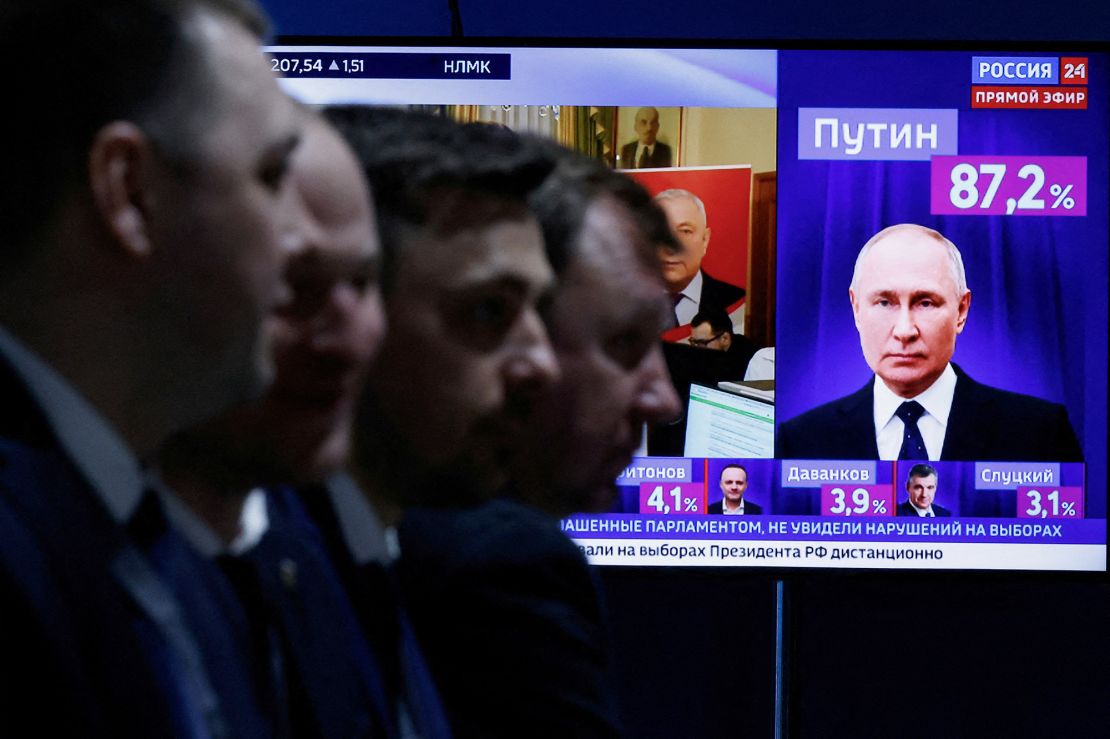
[
  {"xmin": 907, "ymin": 473, "xmax": 938, "ymax": 510},
  {"xmin": 849, "ymin": 228, "xmax": 970, "ymax": 398},
  {"xmin": 633, "ymin": 107, "xmax": 660, "ymax": 146},
  {"xmin": 657, "ymin": 195, "xmax": 710, "ymax": 293}
]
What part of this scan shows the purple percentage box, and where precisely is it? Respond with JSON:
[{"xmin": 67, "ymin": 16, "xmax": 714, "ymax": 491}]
[
  {"xmin": 1016, "ymin": 486, "xmax": 1085, "ymax": 519},
  {"xmin": 638, "ymin": 482, "xmax": 704, "ymax": 515},
  {"xmin": 819, "ymin": 484, "xmax": 895, "ymax": 517},
  {"xmin": 930, "ymin": 155, "xmax": 1086, "ymax": 216}
]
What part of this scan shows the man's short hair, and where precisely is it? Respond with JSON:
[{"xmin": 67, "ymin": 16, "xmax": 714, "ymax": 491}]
[
  {"xmin": 720, "ymin": 463, "xmax": 747, "ymax": 477},
  {"xmin": 849, "ymin": 224, "xmax": 969, "ymax": 296},
  {"xmin": 2, "ymin": 0, "xmax": 268, "ymax": 257},
  {"xmin": 322, "ymin": 106, "xmax": 555, "ymax": 293},
  {"xmin": 528, "ymin": 143, "xmax": 670, "ymax": 276},
  {"xmin": 690, "ymin": 306, "xmax": 733, "ymax": 336},
  {"xmin": 906, "ymin": 462, "xmax": 937, "ymax": 481},
  {"xmin": 654, "ymin": 188, "xmax": 708, "ymax": 223}
]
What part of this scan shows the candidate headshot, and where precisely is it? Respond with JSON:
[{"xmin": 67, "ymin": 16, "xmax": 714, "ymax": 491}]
[
  {"xmin": 896, "ymin": 463, "xmax": 950, "ymax": 517},
  {"xmin": 777, "ymin": 223, "xmax": 1082, "ymax": 462},
  {"xmin": 655, "ymin": 189, "xmax": 745, "ymax": 329},
  {"xmin": 708, "ymin": 464, "xmax": 761, "ymax": 515},
  {"xmin": 620, "ymin": 107, "xmax": 672, "ymax": 169}
]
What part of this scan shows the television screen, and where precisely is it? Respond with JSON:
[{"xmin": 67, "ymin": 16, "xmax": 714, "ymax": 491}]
[{"xmin": 269, "ymin": 41, "xmax": 1107, "ymax": 571}]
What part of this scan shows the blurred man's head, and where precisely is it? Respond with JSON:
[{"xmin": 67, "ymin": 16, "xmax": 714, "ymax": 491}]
[
  {"xmin": 654, "ymin": 189, "xmax": 711, "ymax": 293},
  {"xmin": 849, "ymin": 224, "xmax": 971, "ymax": 399},
  {"xmin": 1, "ymin": 0, "xmax": 304, "ymax": 452},
  {"xmin": 633, "ymin": 107, "xmax": 661, "ymax": 146},
  {"xmin": 719, "ymin": 464, "xmax": 748, "ymax": 508},
  {"xmin": 905, "ymin": 463, "xmax": 938, "ymax": 510},
  {"xmin": 161, "ymin": 115, "xmax": 386, "ymax": 490},
  {"xmin": 327, "ymin": 108, "xmax": 560, "ymax": 509},
  {"xmin": 689, "ymin": 307, "xmax": 733, "ymax": 351},
  {"xmin": 515, "ymin": 148, "xmax": 682, "ymax": 516}
]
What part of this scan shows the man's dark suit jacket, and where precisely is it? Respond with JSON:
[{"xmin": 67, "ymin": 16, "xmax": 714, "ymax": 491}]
[
  {"xmin": 396, "ymin": 498, "xmax": 621, "ymax": 739},
  {"xmin": 707, "ymin": 499, "xmax": 763, "ymax": 514},
  {"xmin": 295, "ymin": 484, "xmax": 453, "ymax": 739},
  {"xmin": 697, "ymin": 270, "xmax": 746, "ymax": 317},
  {"xmin": 0, "ymin": 357, "xmax": 272, "ymax": 738},
  {"xmin": 620, "ymin": 140, "xmax": 672, "ymax": 168},
  {"xmin": 777, "ymin": 365, "xmax": 1083, "ymax": 462},
  {"xmin": 896, "ymin": 500, "xmax": 952, "ymax": 517},
  {"xmin": 233, "ymin": 486, "xmax": 396, "ymax": 738}
]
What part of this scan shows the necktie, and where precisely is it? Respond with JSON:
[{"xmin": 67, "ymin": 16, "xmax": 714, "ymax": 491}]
[
  {"xmin": 670, "ymin": 292, "xmax": 683, "ymax": 328},
  {"xmin": 638, "ymin": 146, "xmax": 649, "ymax": 168},
  {"xmin": 896, "ymin": 400, "xmax": 928, "ymax": 460}
]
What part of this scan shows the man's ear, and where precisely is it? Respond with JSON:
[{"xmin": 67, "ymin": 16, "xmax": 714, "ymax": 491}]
[
  {"xmin": 87, "ymin": 121, "xmax": 156, "ymax": 259},
  {"xmin": 955, "ymin": 290, "xmax": 971, "ymax": 334},
  {"xmin": 849, "ymin": 288, "xmax": 861, "ymax": 329}
]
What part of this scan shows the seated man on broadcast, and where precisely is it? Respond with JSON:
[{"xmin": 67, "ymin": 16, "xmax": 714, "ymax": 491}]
[
  {"xmin": 655, "ymin": 188, "xmax": 746, "ymax": 331},
  {"xmin": 896, "ymin": 463, "xmax": 951, "ymax": 517},
  {"xmin": 689, "ymin": 306, "xmax": 758, "ymax": 376},
  {"xmin": 645, "ymin": 304, "xmax": 759, "ymax": 456},
  {"xmin": 708, "ymin": 464, "xmax": 762, "ymax": 515},
  {"xmin": 777, "ymin": 223, "xmax": 1082, "ymax": 462}
]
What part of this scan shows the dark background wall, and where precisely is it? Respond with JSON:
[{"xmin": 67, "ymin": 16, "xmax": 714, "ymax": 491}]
[
  {"xmin": 259, "ymin": 1, "xmax": 1110, "ymax": 735},
  {"xmin": 262, "ymin": 0, "xmax": 1110, "ymax": 42}
]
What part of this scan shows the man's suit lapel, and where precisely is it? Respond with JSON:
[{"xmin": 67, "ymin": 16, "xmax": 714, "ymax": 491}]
[
  {"xmin": 0, "ymin": 359, "xmax": 222, "ymax": 738},
  {"xmin": 252, "ymin": 488, "xmax": 395, "ymax": 738},
  {"xmin": 0, "ymin": 438, "xmax": 219, "ymax": 738},
  {"xmin": 837, "ymin": 380, "xmax": 881, "ymax": 459},
  {"xmin": 940, "ymin": 366, "xmax": 991, "ymax": 461}
]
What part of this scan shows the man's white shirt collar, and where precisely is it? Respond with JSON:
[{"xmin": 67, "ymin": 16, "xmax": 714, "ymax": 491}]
[
  {"xmin": 152, "ymin": 476, "xmax": 270, "ymax": 558},
  {"xmin": 0, "ymin": 325, "xmax": 144, "ymax": 523},
  {"xmin": 674, "ymin": 269, "xmax": 704, "ymax": 326},
  {"xmin": 326, "ymin": 472, "xmax": 398, "ymax": 564},
  {"xmin": 873, "ymin": 363, "xmax": 958, "ymax": 461},
  {"xmin": 722, "ymin": 498, "xmax": 745, "ymax": 515}
]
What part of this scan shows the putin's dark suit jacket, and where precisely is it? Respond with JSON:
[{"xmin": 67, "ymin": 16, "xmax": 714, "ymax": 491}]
[
  {"xmin": 0, "ymin": 356, "xmax": 272, "ymax": 738},
  {"xmin": 777, "ymin": 365, "xmax": 1083, "ymax": 462},
  {"xmin": 896, "ymin": 501, "xmax": 952, "ymax": 517},
  {"xmin": 620, "ymin": 140, "xmax": 672, "ymax": 168},
  {"xmin": 707, "ymin": 499, "xmax": 763, "ymax": 514}
]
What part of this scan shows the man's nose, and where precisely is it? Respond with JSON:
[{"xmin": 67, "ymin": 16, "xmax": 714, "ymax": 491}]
[
  {"xmin": 632, "ymin": 346, "xmax": 682, "ymax": 425},
  {"xmin": 892, "ymin": 305, "xmax": 919, "ymax": 342},
  {"xmin": 503, "ymin": 308, "xmax": 560, "ymax": 392}
]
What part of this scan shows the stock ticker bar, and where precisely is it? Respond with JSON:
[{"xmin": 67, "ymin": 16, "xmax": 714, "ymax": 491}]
[{"xmin": 268, "ymin": 51, "xmax": 512, "ymax": 80}]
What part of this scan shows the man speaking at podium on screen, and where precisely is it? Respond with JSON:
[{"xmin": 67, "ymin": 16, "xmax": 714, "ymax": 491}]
[{"xmin": 777, "ymin": 223, "xmax": 1082, "ymax": 462}]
